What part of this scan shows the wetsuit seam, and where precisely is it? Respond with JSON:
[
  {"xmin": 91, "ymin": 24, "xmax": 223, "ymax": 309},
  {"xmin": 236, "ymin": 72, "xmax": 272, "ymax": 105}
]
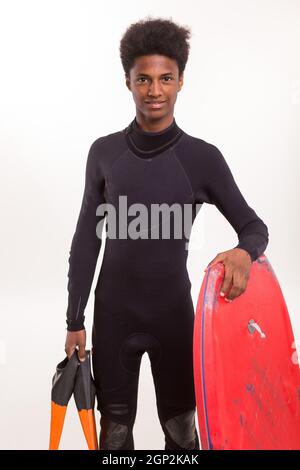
[
  {"xmin": 172, "ymin": 147, "xmax": 195, "ymax": 200},
  {"xmin": 125, "ymin": 132, "xmax": 185, "ymax": 161},
  {"xmin": 127, "ymin": 130, "xmax": 183, "ymax": 156},
  {"xmin": 103, "ymin": 147, "xmax": 130, "ymax": 198},
  {"xmin": 105, "ymin": 147, "xmax": 129, "ymax": 181}
]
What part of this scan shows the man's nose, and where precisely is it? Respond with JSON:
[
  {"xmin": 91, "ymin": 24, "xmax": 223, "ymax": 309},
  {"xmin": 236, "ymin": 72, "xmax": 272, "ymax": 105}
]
[{"xmin": 148, "ymin": 80, "xmax": 163, "ymax": 97}]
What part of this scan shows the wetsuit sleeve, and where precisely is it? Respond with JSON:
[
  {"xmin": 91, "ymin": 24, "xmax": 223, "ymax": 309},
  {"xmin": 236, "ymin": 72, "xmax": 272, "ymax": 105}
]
[
  {"xmin": 198, "ymin": 144, "xmax": 269, "ymax": 262},
  {"xmin": 66, "ymin": 139, "xmax": 106, "ymax": 331}
]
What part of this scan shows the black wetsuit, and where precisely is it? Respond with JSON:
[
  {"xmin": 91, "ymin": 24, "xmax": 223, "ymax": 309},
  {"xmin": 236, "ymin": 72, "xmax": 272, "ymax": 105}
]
[{"xmin": 65, "ymin": 117, "xmax": 269, "ymax": 450}]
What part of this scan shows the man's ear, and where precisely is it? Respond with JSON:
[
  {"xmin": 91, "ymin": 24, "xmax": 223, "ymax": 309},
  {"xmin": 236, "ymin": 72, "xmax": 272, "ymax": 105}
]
[
  {"xmin": 125, "ymin": 74, "xmax": 131, "ymax": 91},
  {"xmin": 178, "ymin": 72, "xmax": 184, "ymax": 92}
]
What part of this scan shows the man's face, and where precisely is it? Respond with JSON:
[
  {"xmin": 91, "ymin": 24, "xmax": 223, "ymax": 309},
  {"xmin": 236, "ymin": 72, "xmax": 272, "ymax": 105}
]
[{"xmin": 126, "ymin": 54, "xmax": 183, "ymax": 121}]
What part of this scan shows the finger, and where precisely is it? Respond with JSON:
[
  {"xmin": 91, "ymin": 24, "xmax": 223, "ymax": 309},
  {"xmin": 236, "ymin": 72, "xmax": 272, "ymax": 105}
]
[
  {"xmin": 225, "ymin": 271, "xmax": 246, "ymax": 301},
  {"xmin": 225, "ymin": 285, "xmax": 243, "ymax": 301},
  {"xmin": 78, "ymin": 346, "xmax": 86, "ymax": 362},
  {"xmin": 220, "ymin": 267, "xmax": 233, "ymax": 296},
  {"xmin": 65, "ymin": 346, "xmax": 75, "ymax": 359}
]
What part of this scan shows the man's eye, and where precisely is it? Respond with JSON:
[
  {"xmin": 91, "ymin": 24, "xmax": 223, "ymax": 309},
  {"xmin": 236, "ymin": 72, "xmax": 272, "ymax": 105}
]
[{"xmin": 137, "ymin": 77, "xmax": 173, "ymax": 83}]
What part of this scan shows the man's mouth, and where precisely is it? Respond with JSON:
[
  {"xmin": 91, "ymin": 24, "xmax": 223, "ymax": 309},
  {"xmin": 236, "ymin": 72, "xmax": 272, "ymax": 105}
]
[{"xmin": 145, "ymin": 101, "xmax": 166, "ymax": 109}]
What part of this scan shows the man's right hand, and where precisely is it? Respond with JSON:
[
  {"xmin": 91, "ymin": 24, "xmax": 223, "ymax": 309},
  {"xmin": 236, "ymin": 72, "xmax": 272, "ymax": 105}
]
[{"xmin": 65, "ymin": 329, "xmax": 86, "ymax": 362}]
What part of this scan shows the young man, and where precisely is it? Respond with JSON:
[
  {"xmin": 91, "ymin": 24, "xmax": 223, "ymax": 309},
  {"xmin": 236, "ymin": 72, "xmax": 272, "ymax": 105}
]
[{"xmin": 64, "ymin": 17, "xmax": 269, "ymax": 450}]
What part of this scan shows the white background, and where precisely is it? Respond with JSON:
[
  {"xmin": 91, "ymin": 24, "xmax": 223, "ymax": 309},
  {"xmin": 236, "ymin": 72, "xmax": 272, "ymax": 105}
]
[{"xmin": 0, "ymin": 0, "xmax": 299, "ymax": 450}]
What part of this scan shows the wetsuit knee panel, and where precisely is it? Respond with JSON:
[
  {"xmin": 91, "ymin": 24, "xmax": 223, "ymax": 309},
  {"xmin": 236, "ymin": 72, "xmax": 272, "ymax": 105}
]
[
  {"xmin": 164, "ymin": 409, "xmax": 197, "ymax": 449},
  {"xmin": 100, "ymin": 415, "xmax": 131, "ymax": 450}
]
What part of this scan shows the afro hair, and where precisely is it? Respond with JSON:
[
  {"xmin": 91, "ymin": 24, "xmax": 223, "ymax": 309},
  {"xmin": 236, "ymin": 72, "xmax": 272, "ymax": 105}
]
[{"xmin": 119, "ymin": 16, "xmax": 191, "ymax": 77}]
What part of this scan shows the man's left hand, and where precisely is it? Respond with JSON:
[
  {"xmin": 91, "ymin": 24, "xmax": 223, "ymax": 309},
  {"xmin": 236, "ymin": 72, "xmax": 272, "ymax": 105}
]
[{"xmin": 205, "ymin": 248, "xmax": 252, "ymax": 302}]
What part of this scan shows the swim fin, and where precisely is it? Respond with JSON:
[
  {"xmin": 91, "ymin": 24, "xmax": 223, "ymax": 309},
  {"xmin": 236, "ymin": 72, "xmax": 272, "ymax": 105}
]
[
  {"xmin": 49, "ymin": 349, "xmax": 98, "ymax": 450},
  {"xmin": 49, "ymin": 350, "xmax": 80, "ymax": 450},
  {"xmin": 73, "ymin": 350, "xmax": 98, "ymax": 450}
]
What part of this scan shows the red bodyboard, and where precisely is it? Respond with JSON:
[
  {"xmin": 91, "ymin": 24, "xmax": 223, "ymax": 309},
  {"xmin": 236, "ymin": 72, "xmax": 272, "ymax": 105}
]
[{"xmin": 193, "ymin": 254, "xmax": 300, "ymax": 449}]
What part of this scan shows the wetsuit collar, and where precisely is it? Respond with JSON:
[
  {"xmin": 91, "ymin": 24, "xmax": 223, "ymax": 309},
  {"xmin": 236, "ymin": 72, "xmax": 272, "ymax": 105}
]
[{"xmin": 124, "ymin": 116, "xmax": 183, "ymax": 158}]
